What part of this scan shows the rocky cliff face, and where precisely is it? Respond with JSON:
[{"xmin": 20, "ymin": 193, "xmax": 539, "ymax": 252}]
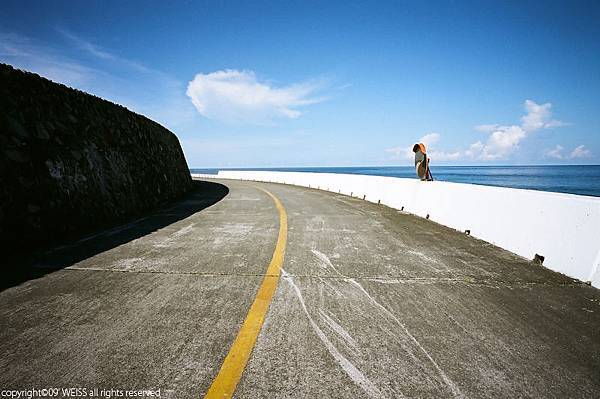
[{"xmin": 0, "ymin": 63, "xmax": 193, "ymax": 253}]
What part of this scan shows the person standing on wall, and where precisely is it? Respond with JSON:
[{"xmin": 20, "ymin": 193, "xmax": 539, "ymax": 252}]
[{"xmin": 413, "ymin": 143, "xmax": 433, "ymax": 181}]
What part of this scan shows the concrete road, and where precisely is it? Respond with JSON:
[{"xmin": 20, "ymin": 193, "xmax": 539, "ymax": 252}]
[{"xmin": 1, "ymin": 179, "xmax": 599, "ymax": 398}]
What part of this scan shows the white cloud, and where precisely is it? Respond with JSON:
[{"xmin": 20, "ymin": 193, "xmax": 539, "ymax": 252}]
[
  {"xmin": 477, "ymin": 125, "xmax": 527, "ymax": 160},
  {"xmin": 544, "ymin": 144, "xmax": 565, "ymax": 159},
  {"xmin": 474, "ymin": 124, "xmax": 500, "ymax": 133},
  {"xmin": 385, "ymin": 132, "xmax": 461, "ymax": 161},
  {"xmin": 186, "ymin": 69, "xmax": 325, "ymax": 124},
  {"xmin": 467, "ymin": 100, "xmax": 565, "ymax": 160},
  {"xmin": 58, "ymin": 29, "xmax": 115, "ymax": 60},
  {"xmin": 521, "ymin": 100, "xmax": 566, "ymax": 131},
  {"xmin": 569, "ymin": 145, "xmax": 591, "ymax": 159},
  {"xmin": 385, "ymin": 133, "xmax": 435, "ymax": 160},
  {"xmin": 57, "ymin": 28, "xmax": 155, "ymax": 74},
  {"xmin": 430, "ymin": 150, "xmax": 462, "ymax": 161},
  {"xmin": 0, "ymin": 30, "xmax": 167, "ymax": 89},
  {"xmin": 0, "ymin": 31, "xmax": 101, "ymax": 87},
  {"xmin": 418, "ymin": 132, "xmax": 440, "ymax": 147},
  {"xmin": 543, "ymin": 144, "xmax": 591, "ymax": 160},
  {"xmin": 464, "ymin": 141, "xmax": 484, "ymax": 159}
]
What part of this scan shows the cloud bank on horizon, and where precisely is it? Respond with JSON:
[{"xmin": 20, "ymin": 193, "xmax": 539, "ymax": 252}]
[
  {"xmin": 386, "ymin": 100, "xmax": 591, "ymax": 162},
  {"xmin": 544, "ymin": 144, "xmax": 591, "ymax": 160},
  {"xmin": 186, "ymin": 70, "xmax": 325, "ymax": 124}
]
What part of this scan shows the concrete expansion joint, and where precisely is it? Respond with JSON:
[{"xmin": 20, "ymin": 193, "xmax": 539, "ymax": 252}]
[
  {"xmin": 61, "ymin": 267, "xmax": 586, "ymax": 288},
  {"xmin": 64, "ymin": 267, "xmax": 281, "ymax": 278},
  {"xmin": 53, "ymin": 258, "xmax": 566, "ymax": 290}
]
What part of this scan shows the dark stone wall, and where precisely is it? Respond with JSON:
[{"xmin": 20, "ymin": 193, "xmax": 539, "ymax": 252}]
[{"xmin": 0, "ymin": 63, "xmax": 193, "ymax": 253}]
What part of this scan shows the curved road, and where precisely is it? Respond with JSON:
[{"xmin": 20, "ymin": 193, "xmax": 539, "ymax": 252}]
[{"xmin": 1, "ymin": 178, "xmax": 599, "ymax": 398}]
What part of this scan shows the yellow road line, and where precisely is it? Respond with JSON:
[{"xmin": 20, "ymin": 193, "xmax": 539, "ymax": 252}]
[{"xmin": 204, "ymin": 187, "xmax": 288, "ymax": 399}]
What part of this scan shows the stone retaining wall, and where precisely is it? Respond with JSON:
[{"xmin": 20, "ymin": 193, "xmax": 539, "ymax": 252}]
[{"xmin": 0, "ymin": 63, "xmax": 192, "ymax": 252}]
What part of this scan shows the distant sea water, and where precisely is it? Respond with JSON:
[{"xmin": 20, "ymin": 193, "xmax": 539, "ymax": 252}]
[{"xmin": 190, "ymin": 165, "xmax": 600, "ymax": 198}]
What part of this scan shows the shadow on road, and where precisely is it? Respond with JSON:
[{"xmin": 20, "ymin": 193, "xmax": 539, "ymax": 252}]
[{"xmin": 2, "ymin": 180, "xmax": 229, "ymax": 292}]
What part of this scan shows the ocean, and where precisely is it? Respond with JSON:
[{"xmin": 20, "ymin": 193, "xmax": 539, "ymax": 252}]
[{"xmin": 190, "ymin": 165, "xmax": 600, "ymax": 197}]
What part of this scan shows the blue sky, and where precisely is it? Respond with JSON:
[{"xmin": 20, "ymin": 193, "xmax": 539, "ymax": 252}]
[{"xmin": 1, "ymin": 1, "xmax": 599, "ymax": 167}]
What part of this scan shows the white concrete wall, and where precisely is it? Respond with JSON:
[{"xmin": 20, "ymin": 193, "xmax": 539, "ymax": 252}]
[
  {"xmin": 206, "ymin": 170, "xmax": 600, "ymax": 288},
  {"xmin": 191, "ymin": 173, "xmax": 218, "ymax": 179}
]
